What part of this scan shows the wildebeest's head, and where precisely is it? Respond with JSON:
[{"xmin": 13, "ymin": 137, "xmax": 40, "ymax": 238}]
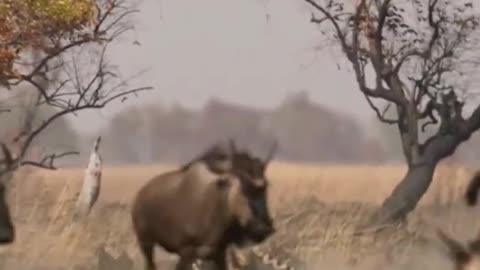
[
  {"xmin": 224, "ymin": 140, "xmax": 277, "ymax": 245},
  {"xmin": 437, "ymin": 229, "xmax": 480, "ymax": 270},
  {"xmin": 0, "ymin": 144, "xmax": 15, "ymax": 244},
  {"xmin": 182, "ymin": 139, "xmax": 277, "ymax": 245}
]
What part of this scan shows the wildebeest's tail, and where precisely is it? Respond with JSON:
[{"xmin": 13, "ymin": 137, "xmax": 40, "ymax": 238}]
[{"xmin": 465, "ymin": 171, "xmax": 480, "ymax": 206}]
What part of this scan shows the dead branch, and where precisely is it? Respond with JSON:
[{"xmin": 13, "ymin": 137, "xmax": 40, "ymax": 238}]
[
  {"xmin": 20, "ymin": 151, "xmax": 79, "ymax": 170},
  {"xmin": 0, "ymin": 0, "xmax": 153, "ymax": 176},
  {"xmin": 364, "ymin": 95, "xmax": 397, "ymax": 124},
  {"xmin": 305, "ymin": 0, "xmax": 405, "ymax": 105},
  {"xmin": 75, "ymin": 136, "xmax": 102, "ymax": 219}
]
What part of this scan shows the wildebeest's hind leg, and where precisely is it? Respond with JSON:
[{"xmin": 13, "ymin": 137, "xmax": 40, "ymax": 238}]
[
  {"xmin": 138, "ymin": 240, "xmax": 156, "ymax": 270},
  {"xmin": 175, "ymin": 257, "xmax": 196, "ymax": 270}
]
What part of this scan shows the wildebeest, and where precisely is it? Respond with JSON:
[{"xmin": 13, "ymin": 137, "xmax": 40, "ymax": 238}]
[
  {"xmin": 131, "ymin": 140, "xmax": 277, "ymax": 270},
  {"xmin": 0, "ymin": 144, "xmax": 15, "ymax": 244}
]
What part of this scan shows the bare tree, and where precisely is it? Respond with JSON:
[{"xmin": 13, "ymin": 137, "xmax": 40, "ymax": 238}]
[
  {"xmin": 0, "ymin": 0, "xmax": 152, "ymax": 180},
  {"xmin": 302, "ymin": 0, "xmax": 480, "ymax": 225},
  {"xmin": 0, "ymin": 0, "xmax": 151, "ymax": 243}
]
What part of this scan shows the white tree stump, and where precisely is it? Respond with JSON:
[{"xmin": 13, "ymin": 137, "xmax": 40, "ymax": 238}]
[{"xmin": 74, "ymin": 136, "xmax": 102, "ymax": 220}]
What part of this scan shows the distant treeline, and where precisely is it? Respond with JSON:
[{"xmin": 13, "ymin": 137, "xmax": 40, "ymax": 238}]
[
  {"xmin": 90, "ymin": 91, "xmax": 384, "ymax": 165},
  {"xmin": 82, "ymin": 91, "xmax": 480, "ymax": 166},
  {"xmin": 3, "ymin": 90, "xmax": 480, "ymax": 167}
]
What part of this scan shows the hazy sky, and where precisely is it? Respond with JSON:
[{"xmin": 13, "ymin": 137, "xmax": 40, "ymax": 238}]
[{"xmin": 72, "ymin": 0, "xmax": 377, "ymax": 134}]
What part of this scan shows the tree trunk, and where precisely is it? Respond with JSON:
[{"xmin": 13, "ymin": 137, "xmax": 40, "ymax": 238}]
[
  {"xmin": 369, "ymin": 130, "xmax": 468, "ymax": 226},
  {"xmin": 371, "ymin": 161, "xmax": 437, "ymax": 225}
]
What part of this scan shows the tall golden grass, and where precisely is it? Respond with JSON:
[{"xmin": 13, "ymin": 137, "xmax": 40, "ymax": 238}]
[{"xmin": 0, "ymin": 161, "xmax": 478, "ymax": 269}]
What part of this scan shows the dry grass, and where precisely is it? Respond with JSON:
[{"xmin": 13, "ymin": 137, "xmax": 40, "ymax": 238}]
[{"xmin": 0, "ymin": 161, "xmax": 479, "ymax": 270}]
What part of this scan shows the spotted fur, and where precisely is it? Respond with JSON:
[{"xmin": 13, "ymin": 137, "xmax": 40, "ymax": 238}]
[
  {"xmin": 192, "ymin": 245, "xmax": 304, "ymax": 270},
  {"xmin": 437, "ymin": 229, "xmax": 480, "ymax": 270}
]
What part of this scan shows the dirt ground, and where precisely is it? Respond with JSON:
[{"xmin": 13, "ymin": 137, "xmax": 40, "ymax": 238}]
[{"xmin": 0, "ymin": 161, "xmax": 478, "ymax": 270}]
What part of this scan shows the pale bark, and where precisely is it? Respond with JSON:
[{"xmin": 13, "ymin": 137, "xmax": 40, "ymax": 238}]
[{"xmin": 74, "ymin": 136, "xmax": 102, "ymax": 220}]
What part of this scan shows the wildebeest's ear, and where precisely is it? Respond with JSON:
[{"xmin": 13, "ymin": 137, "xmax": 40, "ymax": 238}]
[
  {"xmin": 437, "ymin": 228, "xmax": 471, "ymax": 264},
  {"xmin": 264, "ymin": 139, "xmax": 278, "ymax": 165},
  {"xmin": 216, "ymin": 177, "xmax": 232, "ymax": 190}
]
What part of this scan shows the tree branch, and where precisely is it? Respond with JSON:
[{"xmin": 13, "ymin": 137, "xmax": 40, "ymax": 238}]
[
  {"xmin": 0, "ymin": 0, "xmax": 153, "ymax": 176},
  {"xmin": 460, "ymin": 105, "xmax": 480, "ymax": 139},
  {"xmin": 364, "ymin": 95, "xmax": 397, "ymax": 124},
  {"xmin": 306, "ymin": 0, "xmax": 404, "ymax": 104},
  {"xmin": 304, "ymin": 0, "xmax": 350, "ymax": 59},
  {"xmin": 20, "ymin": 151, "xmax": 79, "ymax": 170}
]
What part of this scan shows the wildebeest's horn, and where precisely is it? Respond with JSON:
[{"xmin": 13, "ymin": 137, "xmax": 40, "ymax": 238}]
[
  {"xmin": 93, "ymin": 136, "xmax": 102, "ymax": 152},
  {"xmin": 228, "ymin": 138, "xmax": 237, "ymax": 153},
  {"xmin": 264, "ymin": 139, "xmax": 278, "ymax": 164}
]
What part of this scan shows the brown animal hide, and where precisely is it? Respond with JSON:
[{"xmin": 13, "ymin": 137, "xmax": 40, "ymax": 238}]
[{"xmin": 131, "ymin": 140, "xmax": 276, "ymax": 270}]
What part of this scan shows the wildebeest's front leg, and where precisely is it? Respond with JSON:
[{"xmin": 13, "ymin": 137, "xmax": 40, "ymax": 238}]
[
  {"xmin": 211, "ymin": 249, "xmax": 227, "ymax": 270},
  {"xmin": 138, "ymin": 240, "xmax": 155, "ymax": 270},
  {"xmin": 176, "ymin": 247, "xmax": 198, "ymax": 270}
]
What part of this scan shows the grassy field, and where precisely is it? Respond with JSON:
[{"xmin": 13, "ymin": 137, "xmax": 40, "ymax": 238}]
[{"xmin": 0, "ymin": 161, "xmax": 479, "ymax": 270}]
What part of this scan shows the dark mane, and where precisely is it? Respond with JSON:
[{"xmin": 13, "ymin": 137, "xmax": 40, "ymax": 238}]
[{"xmin": 179, "ymin": 143, "xmax": 231, "ymax": 173}]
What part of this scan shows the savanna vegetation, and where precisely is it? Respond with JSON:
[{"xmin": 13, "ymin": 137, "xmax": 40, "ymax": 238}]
[
  {"xmin": 1, "ymin": 0, "xmax": 480, "ymax": 270},
  {"xmin": 0, "ymin": 0, "xmax": 151, "ymax": 178},
  {"xmin": 302, "ymin": 0, "xmax": 480, "ymax": 225}
]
